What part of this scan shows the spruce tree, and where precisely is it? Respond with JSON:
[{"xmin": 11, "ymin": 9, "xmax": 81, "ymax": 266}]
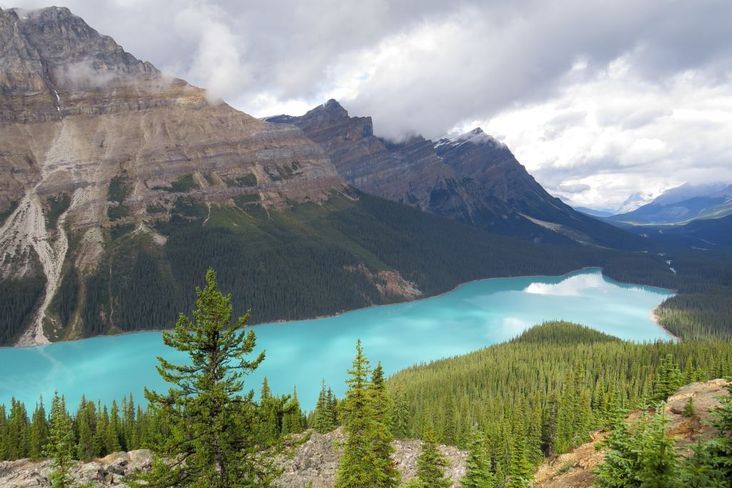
[
  {"xmin": 312, "ymin": 381, "xmax": 333, "ymax": 434},
  {"xmin": 336, "ymin": 340, "xmax": 375, "ymax": 488},
  {"xmin": 46, "ymin": 393, "xmax": 75, "ymax": 488},
  {"xmin": 29, "ymin": 400, "xmax": 48, "ymax": 460},
  {"xmin": 637, "ymin": 411, "xmax": 680, "ymax": 488},
  {"xmin": 415, "ymin": 427, "xmax": 450, "ymax": 488},
  {"xmin": 367, "ymin": 363, "xmax": 400, "ymax": 487},
  {"xmin": 595, "ymin": 408, "xmax": 681, "ymax": 488},
  {"xmin": 0, "ymin": 405, "xmax": 7, "ymax": 460},
  {"xmin": 701, "ymin": 380, "xmax": 732, "ymax": 482},
  {"xmin": 389, "ymin": 392, "xmax": 409, "ymax": 439},
  {"xmin": 461, "ymin": 428, "xmax": 497, "ymax": 488},
  {"xmin": 7, "ymin": 398, "xmax": 29, "ymax": 459},
  {"xmin": 75, "ymin": 398, "xmax": 97, "ymax": 461},
  {"xmin": 133, "ymin": 268, "xmax": 268, "ymax": 487},
  {"xmin": 106, "ymin": 401, "xmax": 122, "ymax": 453},
  {"xmin": 653, "ymin": 354, "xmax": 682, "ymax": 402},
  {"xmin": 282, "ymin": 387, "xmax": 305, "ymax": 436},
  {"xmin": 258, "ymin": 378, "xmax": 280, "ymax": 443}
]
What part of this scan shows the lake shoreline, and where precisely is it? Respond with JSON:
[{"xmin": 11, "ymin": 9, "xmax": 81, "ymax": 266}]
[{"xmin": 5, "ymin": 266, "xmax": 675, "ymax": 350}]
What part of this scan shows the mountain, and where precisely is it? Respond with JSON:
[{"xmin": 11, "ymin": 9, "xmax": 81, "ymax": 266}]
[
  {"xmin": 615, "ymin": 191, "xmax": 659, "ymax": 214},
  {"xmin": 0, "ymin": 7, "xmax": 604, "ymax": 346},
  {"xmin": 611, "ymin": 183, "xmax": 732, "ymax": 225},
  {"xmin": 268, "ymin": 101, "xmax": 639, "ymax": 248},
  {"xmin": 575, "ymin": 207, "xmax": 615, "ymax": 218},
  {"xmin": 637, "ymin": 215, "xmax": 732, "ymax": 249}
]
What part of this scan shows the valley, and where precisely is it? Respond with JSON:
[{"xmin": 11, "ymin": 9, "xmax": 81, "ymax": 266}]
[{"xmin": 0, "ymin": 4, "xmax": 731, "ymax": 488}]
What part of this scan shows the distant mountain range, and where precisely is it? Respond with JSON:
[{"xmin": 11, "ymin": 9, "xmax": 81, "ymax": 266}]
[
  {"xmin": 268, "ymin": 101, "xmax": 636, "ymax": 249},
  {"xmin": 610, "ymin": 183, "xmax": 732, "ymax": 225}
]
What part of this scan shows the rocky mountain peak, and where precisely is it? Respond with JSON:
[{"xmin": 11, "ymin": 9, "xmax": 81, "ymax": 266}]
[
  {"xmin": 0, "ymin": 6, "xmax": 345, "ymax": 345},
  {"xmin": 0, "ymin": 5, "xmax": 188, "ymax": 123},
  {"xmin": 270, "ymin": 99, "xmax": 638, "ymax": 249}
]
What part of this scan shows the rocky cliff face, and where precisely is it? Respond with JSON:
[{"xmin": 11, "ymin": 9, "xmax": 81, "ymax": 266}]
[
  {"xmin": 0, "ymin": 7, "xmax": 345, "ymax": 345},
  {"xmin": 269, "ymin": 101, "xmax": 638, "ymax": 248}
]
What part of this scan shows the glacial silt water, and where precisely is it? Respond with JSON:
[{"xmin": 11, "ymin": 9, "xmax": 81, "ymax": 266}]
[{"xmin": 0, "ymin": 269, "xmax": 673, "ymax": 409}]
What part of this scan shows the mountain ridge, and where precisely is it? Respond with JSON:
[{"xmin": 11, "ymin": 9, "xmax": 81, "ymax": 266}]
[
  {"xmin": 611, "ymin": 182, "xmax": 732, "ymax": 225},
  {"xmin": 268, "ymin": 100, "xmax": 640, "ymax": 249}
]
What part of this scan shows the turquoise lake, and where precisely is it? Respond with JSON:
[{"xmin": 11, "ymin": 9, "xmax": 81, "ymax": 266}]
[{"xmin": 0, "ymin": 268, "xmax": 673, "ymax": 410}]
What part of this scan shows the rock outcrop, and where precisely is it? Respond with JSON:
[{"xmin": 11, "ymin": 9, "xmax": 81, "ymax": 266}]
[
  {"xmin": 534, "ymin": 379, "xmax": 730, "ymax": 488},
  {"xmin": 0, "ymin": 429, "xmax": 467, "ymax": 487},
  {"xmin": 275, "ymin": 427, "xmax": 466, "ymax": 488},
  {"xmin": 269, "ymin": 101, "xmax": 638, "ymax": 249},
  {"xmin": 0, "ymin": 449, "xmax": 153, "ymax": 487}
]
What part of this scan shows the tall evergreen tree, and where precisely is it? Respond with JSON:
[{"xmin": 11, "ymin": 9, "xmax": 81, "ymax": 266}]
[
  {"xmin": 0, "ymin": 405, "xmax": 7, "ymax": 460},
  {"xmin": 46, "ymin": 394, "xmax": 75, "ymax": 488},
  {"xmin": 415, "ymin": 427, "xmax": 451, "ymax": 488},
  {"xmin": 106, "ymin": 401, "xmax": 122, "ymax": 453},
  {"xmin": 367, "ymin": 363, "xmax": 400, "ymax": 487},
  {"xmin": 461, "ymin": 428, "xmax": 497, "ymax": 488},
  {"xmin": 312, "ymin": 381, "xmax": 335, "ymax": 434},
  {"xmin": 133, "ymin": 268, "xmax": 268, "ymax": 487},
  {"xmin": 336, "ymin": 340, "xmax": 375, "ymax": 488},
  {"xmin": 75, "ymin": 398, "xmax": 96, "ymax": 461},
  {"xmin": 389, "ymin": 392, "xmax": 409, "ymax": 439},
  {"xmin": 29, "ymin": 400, "xmax": 48, "ymax": 460},
  {"xmin": 7, "ymin": 399, "xmax": 29, "ymax": 459},
  {"xmin": 653, "ymin": 354, "xmax": 682, "ymax": 402},
  {"xmin": 281, "ymin": 387, "xmax": 306, "ymax": 436},
  {"xmin": 697, "ymin": 380, "xmax": 732, "ymax": 483},
  {"xmin": 595, "ymin": 408, "xmax": 680, "ymax": 488}
]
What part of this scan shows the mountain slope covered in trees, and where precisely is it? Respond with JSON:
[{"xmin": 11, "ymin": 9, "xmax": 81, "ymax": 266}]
[{"xmin": 387, "ymin": 322, "xmax": 732, "ymax": 485}]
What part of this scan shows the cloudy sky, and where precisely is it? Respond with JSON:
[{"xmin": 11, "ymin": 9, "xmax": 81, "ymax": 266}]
[{"xmin": 4, "ymin": 0, "xmax": 732, "ymax": 210}]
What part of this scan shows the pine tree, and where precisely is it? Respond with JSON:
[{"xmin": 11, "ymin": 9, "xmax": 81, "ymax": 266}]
[
  {"xmin": 94, "ymin": 406, "xmax": 109, "ymax": 457},
  {"xmin": 75, "ymin": 400, "xmax": 95, "ymax": 461},
  {"xmin": 594, "ymin": 408, "xmax": 637, "ymax": 488},
  {"xmin": 653, "ymin": 354, "xmax": 682, "ymax": 402},
  {"xmin": 461, "ymin": 428, "xmax": 497, "ymax": 488},
  {"xmin": 699, "ymin": 379, "xmax": 732, "ymax": 482},
  {"xmin": 389, "ymin": 392, "xmax": 409, "ymax": 439},
  {"xmin": 133, "ymin": 268, "xmax": 268, "ymax": 487},
  {"xmin": 258, "ymin": 378, "xmax": 280, "ymax": 443},
  {"xmin": 29, "ymin": 400, "xmax": 48, "ymax": 460},
  {"xmin": 312, "ymin": 381, "xmax": 333, "ymax": 434},
  {"xmin": 46, "ymin": 393, "xmax": 75, "ymax": 488},
  {"xmin": 682, "ymin": 397, "xmax": 696, "ymax": 418},
  {"xmin": 415, "ymin": 427, "xmax": 450, "ymax": 488},
  {"xmin": 281, "ymin": 387, "xmax": 305, "ymax": 436},
  {"xmin": 0, "ymin": 405, "xmax": 7, "ymax": 460},
  {"xmin": 595, "ymin": 408, "xmax": 681, "ymax": 488},
  {"xmin": 680, "ymin": 442, "xmax": 728, "ymax": 488},
  {"xmin": 106, "ymin": 401, "xmax": 122, "ymax": 453},
  {"xmin": 367, "ymin": 363, "xmax": 400, "ymax": 487},
  {"xmin": 637, "ymin": 410, "xmax": 680, "ymax": 488},
  {"xmin": 7, "ymin": 398, "xmax": 29, "ymax": 459},
  {"xmin": 336, "ymin": 340, "xmax": 375, "ymax": 488},
  {"xmin": 508, "ymin": 410, "xmax": 532, "ymax": 488}
]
